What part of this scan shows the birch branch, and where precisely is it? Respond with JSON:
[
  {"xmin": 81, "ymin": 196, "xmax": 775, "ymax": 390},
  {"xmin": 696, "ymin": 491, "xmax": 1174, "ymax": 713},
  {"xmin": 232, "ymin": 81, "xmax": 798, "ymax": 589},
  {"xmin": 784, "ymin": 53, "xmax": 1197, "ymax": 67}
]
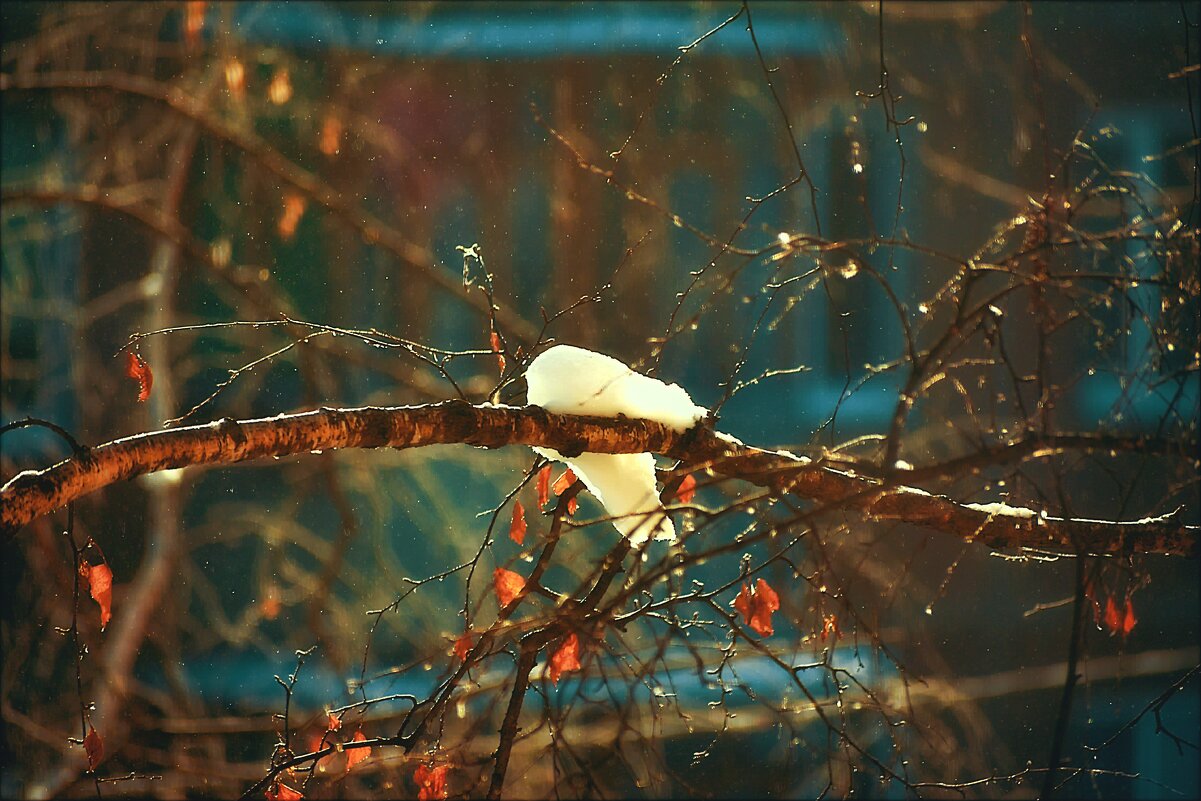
[{"xmin": 2, "ymin": 401, "xmax": 1195, "ymax": 557}]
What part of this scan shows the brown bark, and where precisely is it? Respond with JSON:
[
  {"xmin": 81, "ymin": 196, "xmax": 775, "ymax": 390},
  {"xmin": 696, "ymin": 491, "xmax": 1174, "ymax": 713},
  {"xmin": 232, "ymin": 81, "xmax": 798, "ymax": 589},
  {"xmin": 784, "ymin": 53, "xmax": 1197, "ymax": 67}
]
[{"xmin": 2, "ymin": 401, "xmax": 1196, "ymax": 557}]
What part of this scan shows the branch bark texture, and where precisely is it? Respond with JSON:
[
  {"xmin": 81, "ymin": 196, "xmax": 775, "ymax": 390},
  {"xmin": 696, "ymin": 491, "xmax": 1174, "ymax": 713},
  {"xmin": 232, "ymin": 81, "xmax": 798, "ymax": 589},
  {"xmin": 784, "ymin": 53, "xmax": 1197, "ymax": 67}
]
[{"xmin": 2, "ymin": 401, "xmax": 1195, "ymax": 557}]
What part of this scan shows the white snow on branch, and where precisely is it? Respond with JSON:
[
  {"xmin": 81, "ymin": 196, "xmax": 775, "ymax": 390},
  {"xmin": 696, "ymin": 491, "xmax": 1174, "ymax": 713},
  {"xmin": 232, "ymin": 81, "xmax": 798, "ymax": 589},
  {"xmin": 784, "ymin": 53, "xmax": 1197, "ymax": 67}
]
[{"xmin": 525, "ymin": 345, "xmax": 708, "ymax": 545}]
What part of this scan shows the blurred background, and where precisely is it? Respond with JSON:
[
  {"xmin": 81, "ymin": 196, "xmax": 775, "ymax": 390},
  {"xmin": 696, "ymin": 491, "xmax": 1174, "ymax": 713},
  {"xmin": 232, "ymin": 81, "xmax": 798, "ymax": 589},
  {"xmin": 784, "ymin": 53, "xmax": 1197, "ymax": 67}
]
[{"xmin": 1, "ymin": 2, "xmax": 1198, "ymax": 798}]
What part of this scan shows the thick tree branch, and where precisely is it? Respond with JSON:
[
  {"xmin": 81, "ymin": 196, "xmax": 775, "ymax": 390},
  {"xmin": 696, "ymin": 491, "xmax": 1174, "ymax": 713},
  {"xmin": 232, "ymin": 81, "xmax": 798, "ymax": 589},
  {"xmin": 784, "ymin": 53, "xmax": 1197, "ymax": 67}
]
[{"xmin": 2, "ymin": 402, "xmax": 1196, "ymax": 556}]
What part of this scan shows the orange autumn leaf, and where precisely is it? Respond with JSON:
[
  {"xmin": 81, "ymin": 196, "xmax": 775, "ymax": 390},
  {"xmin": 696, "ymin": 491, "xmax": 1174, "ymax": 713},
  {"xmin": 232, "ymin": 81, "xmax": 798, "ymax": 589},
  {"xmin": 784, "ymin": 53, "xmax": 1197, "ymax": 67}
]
[
  {"xmin": 265, "ymin": 782, "xmax": 303, "ymax": 801},
  {"xmin": 509, "ymin": 500, "xmax": 527, "ymax": 545},
  {"xmin": 84, "ymin": 725, "xmax": 103, "ymax": 771},
  {"xmin": 536, "ymin": 465, "xmax": 551, "ymax": 509},
  {"xmin": 548, "ymin": 633, "xmax": 582, "ymax": 685},
  {"xmin": 567, "ymin": 495, "xmax": 578, "ymax": 515},
  {"xmin": 1121, "ymin": 598, "xmax": 1138, "ymax": 636},
  {"xmin": 733, "ymin": 578, "xmax": 780, "ymax": 637},
  {"xmin": 184, "ymin": 1, "xmax": 205, "ymax": 48},
  {"xmin": 453, "ymin": 631, "xmax": 474, "ymax": 661},
  {"xmin": 1103, "ymin": 595, "xmax": 1121, "ymax": 634},
  {"xmin": 224, "ymin": 57, "xmax": 245, "ymax": 99},
  {"xmin": 820, "ymin": 614, "xmax": 840, "ymax": 642},
  {"xmin": 124, "ymin": 350, "xmax": 153, "ymax": 402},
  {"xmin": 675, "ymin": 473, "xmax": 697, "ymax": 504},
  {"xmin": 325, "ymin": 714, "xmax": 341, "ymax": 733},
  {"xmin": 267, "ymin": 67, "xmax": 293, "ymax": 105},
  {"xmin": 490, "ymin": 329, "xmax": 506, "ymax": 373},
  {"xmin": 414, "ymin": 763, "xmax": 450, "ymax": 801},
  {"xmin": 493, "ymin": 568, "xmax": 525, "ymax": 607},
  {"xmin": 278, "ymin": 193, "xmax": 307, "ymax": 241},
  {"xmin": 306, "ymin": 731, "xmax": 338, "ymax": 774},
  {"xmin": 80, "ymin": 561, "xmax": 113, "ymax": 630},
  {"xmin": 319, "ymin": 114, "xmax": 343, "ymax": 156},
  {"xmin": 345, "ymin": 730, "xmax": 370, "ymax": 772},
  {"xmin": 552, "ymin": 468, "xmax": 576, "ymax": 496}
]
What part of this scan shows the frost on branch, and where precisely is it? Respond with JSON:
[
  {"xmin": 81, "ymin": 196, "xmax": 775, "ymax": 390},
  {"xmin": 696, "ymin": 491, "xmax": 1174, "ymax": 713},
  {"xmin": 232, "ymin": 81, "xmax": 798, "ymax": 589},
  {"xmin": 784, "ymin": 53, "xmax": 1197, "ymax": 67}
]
[{"xmin": 524, "ymin": 345, "xmax": 708, "ymax": 546}]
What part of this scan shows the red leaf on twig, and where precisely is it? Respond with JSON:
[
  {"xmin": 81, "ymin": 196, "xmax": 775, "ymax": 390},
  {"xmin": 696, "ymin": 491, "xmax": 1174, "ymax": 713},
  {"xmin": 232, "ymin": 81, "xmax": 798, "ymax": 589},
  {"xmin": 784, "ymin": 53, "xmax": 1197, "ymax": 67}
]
[
  {"xmin": 548, "ymin": 633, "xmax": 582, "ymax": 685},
  {"xmin": 493, "ymin": 568, "xmax": 525, "ymax": 607},
  {"xmin": 265, "ymin": 783, "xmax": 303, "ymax": 801},
  {"xmin": 509, "ymin": 500, "xmax": 527, "ymax": 545},
  {"xmin": 453, "ymin": 631, "xmax": 474, "ymax": 661},
  {"xmin": 345, "ymin": 730, "xmax": 370, "ymax": 772},
  {"xmin": 124, "ymin": 350, "xmax": 153, "ymax": 402},
  {"xmin": 1121, "ymin": 598, "xmax": 1138, "ymax": 636},
  {"xmin": 1103, "ymin": 596, "xmax": 1121, "ymax": 634},
  {"xmin": 414, "ymin": 763, "xmax": 450, "ymax": 801},
  {"xmin": 552, "ymin": 468, "xmax": 576, "ymax": 496},
  {"xmin": 820, "ymin": 614, "xmax": 840, "ymax": 642},
  {"xmin": 83, "ymin": 725, "xmax": 103, "ymax": 771},
  {"xmin": 80, "ymin": 561, "xmax": 113, "ymax": 630},
  {"xmin": 536, "ymin": 465, "xmax": 551, "ymax": 510},
  {"xmin": 325, "ymin": 714, "xmax": 341, "ymax": 732},
  {"xmin": 733, "ymin": 578, "xmax": 780, "ymax": 637},
  {"xmin": 675, "ymin": 473, "xmax": 697, "ymax": 504},
  {"xmin": 490, "ymin": 329, "xmax": 506, "ymax": 374}
]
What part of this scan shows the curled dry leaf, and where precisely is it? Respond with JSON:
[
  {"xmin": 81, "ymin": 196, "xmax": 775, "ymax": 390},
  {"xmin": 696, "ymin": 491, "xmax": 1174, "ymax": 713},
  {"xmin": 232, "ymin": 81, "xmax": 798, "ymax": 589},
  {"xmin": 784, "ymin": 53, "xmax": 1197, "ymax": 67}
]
[
  {"xmin": 306, "ymin": 731, "xmax": 338, "ymax": 774},
  {"xmin": 124, "ymin": 350, "xmax": 153, "ymax": 402},
  {"xmin": 733, "ymin": 578, "xmax": 780, "ymax": 637},
  {"xmin": 490, "ymin": 329, "xmax": 506, "ymax": 373},
  {"xmin": 453, "ymin": 631, "xmax": 474, "ymax": 661},
  {"xmin": 1103, "ymin": 596, "xmax": 1121, "ymax": 633},
  {"xmin": 675, "ymin": 473, "xmax": 697, "ymax": 504},
  {"xmin": 83, "ymin": 725, "xmax": 103, "ymax": 771},
  {"xmin": 509, "ymin": 500, "xmax": 527, "ymax": 545},
  {"xmin": 414, "ymin": 763, "xmax": 451, "ymax": 801},
  {"xmin": 265, "ymin": 782, "xmax": 303, "ymax": 801},
  {"xmin": 536, "ymin": 465, "xmax": 551, "ymax": 509},
  {"xmin": 548, "ymin": 632, "xmax": 582, "ymax": 685},
  {"xmin": 80, "ymin": 561, "xmax": 113, "ymax": 630},
  {"xmin": 551, "ymin": 468, "xmax": 576, "ymax": 496},
  {"xmin": 493, "ymin": 568, "xmax": 525, "ymax": 607},
  {"xmin": 820, "ymin": 614, "xmax": 840, "ymax": 642},
  {"xmin": 345, "ymin": 730, "xmax": 370, "ymax": 772},
  {"xmin": 1121, "ymin": 598, "xmax": 1138, "ymax": 636},
  {"xmin": 183, "ymin": 0, "xmax": 205, "ymax": 48}
]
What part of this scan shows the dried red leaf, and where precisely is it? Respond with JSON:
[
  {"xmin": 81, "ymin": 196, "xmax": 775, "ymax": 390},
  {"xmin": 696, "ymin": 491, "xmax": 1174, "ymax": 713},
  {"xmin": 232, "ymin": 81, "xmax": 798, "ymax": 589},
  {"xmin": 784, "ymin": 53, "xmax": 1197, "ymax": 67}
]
[
  {"xmin": 124, "ymin": 350, "xmax": 153, "ymax": 402},
  {"xmin": 83, "ymin": 725, "xmax": 103, "ymax": 771},
  {"xmin": 184, "ymin": 1, "xmax": 205, "ymax": 48},
  {"xmin": 307, "ymin": 731, "xmax": 338, "ymax": 774},
  {"xmin": 490, "ymin": 329, "xmax": 506, "ymax": 373},
  {"xmin": 552, "ymin": 468, "xmax": 576, "ymax": 496},
  {"xmin": 1103, "ymin": 595, "xmax": 1121, "ymax": 634},
  {"xmin": 414, "ymin": 763, "xmax": 450, "ymax": 801},
  {"xmin": 453, "ymin": 631, "xmax": 473, "ymax": 661},
  {"xmin": 509, "ymin": 500, "xmax": 527, "ymax": 545},
  {"xmin": 278, "ymin": 193, "xmax": 306, "ymax": 240},
  {"xmin": 567, "ymin": 496, "xmax": 578, "ymax": 516},
  {"xmin": 675, "ymin": 473, "xmax": 697, "ymax": 504},
  {"xmin": 265, "ymin": 782, "xmax": 303, "ymax": 801},
  {"xmin": 820, "ymin": 614, "xmax": 840, "ymax": 642},
  {"xmin": 548, "ymin": 633, "xmax": 582, "ymax": 685},
  {"xmin": 80, "ymin": 561, "xmax": 113, "ymax": 630},
  {"xmin": 1121, "ymin": 598, "xmax": 1138, "ymax": 636},
  {"xmin": 733, "ymin": 578, "xmax": 780, "ymax": 637},
  {"xmin": 319, "ymin": 114, "xmax": 343, "ymax": 156},
  {"xmin": 536, "ymin": 465, "xmax": 551, "ymax": 509},
  {"xmin": 325, "ymin": 714, "xmax": 341, "ymax": 733},
  {"xmin": 345, "ymin": 730, "xmax": 370, "ymax": 772},
  {"xmin": 493, "ymin": 568, "xmax": 525, "ymax": 607}
]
